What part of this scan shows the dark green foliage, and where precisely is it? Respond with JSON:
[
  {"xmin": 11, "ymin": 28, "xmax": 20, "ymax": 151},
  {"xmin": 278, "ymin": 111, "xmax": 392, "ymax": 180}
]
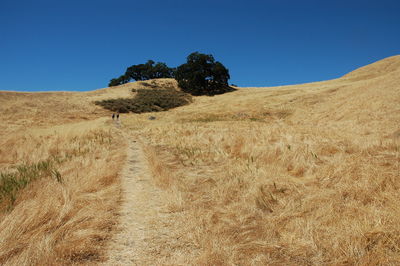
[
  {"xmin": 95, "ymin": 88, "xmax": 192, "ymax": 113},
  {"xmin": 0, "ymin": 160, "xmax": 62, "ymax": 210},
  {"xmin": 175, "ymin": 52, "xmax": 233, "ymax": 96},
  {"xmin": 108, "ymin": 74, "xmax": 130, "ymax": 87},
  {"xmin": 125, "ymin": 60, "xmax": 175, "ymax": 81},
  {"xmin": 108, "ymin": 52, "xmax": 233, "ymax": 94},
  {"xmin": 108, "ymin": 79, "xmax": 120, "ymax": 87},
  {"xmin": 109, "ymin": 60, "xmax": 175, "ymax": 87}
]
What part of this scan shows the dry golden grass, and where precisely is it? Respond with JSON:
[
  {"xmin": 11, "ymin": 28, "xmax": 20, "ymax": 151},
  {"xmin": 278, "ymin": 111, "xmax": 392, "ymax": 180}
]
[
  {"xmin": 121, "ymin": 55, "xmax": 400, "ymax": 264},
  {"xmin": 0, "ymin": 87, "xmax": 131, "ymax": 264},
  {"xmin": 0, "ymin": 56, "xmax": 399, "ymax": 265}
]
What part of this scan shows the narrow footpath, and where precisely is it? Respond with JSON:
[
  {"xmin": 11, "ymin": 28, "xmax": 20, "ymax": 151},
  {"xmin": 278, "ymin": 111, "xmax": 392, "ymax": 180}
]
[{"xmin": 103, "ymin": 138, "xmax": 166, "ymax": 265}]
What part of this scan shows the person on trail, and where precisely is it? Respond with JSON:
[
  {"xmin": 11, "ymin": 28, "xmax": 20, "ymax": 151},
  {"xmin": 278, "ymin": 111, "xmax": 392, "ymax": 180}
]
[
  {"xmin": 112, "ymin": 113, "xmax": 115, "ymax": 120},
  {"xmin": 117, "ymin": 113, "xmax": 120, "ymax": 120}
]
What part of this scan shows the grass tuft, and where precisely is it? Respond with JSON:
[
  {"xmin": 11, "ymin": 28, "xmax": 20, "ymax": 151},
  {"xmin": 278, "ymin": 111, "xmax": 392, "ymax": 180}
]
[{"xmin": 0, "ymin": 160, "xmax": 58, "ymax": 209}]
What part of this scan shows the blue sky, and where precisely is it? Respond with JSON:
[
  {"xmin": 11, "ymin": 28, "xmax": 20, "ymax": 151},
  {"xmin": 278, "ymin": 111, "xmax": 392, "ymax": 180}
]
[{"xmin": 1, "ymin": 0, "xmax": 399, "ymax": 91}]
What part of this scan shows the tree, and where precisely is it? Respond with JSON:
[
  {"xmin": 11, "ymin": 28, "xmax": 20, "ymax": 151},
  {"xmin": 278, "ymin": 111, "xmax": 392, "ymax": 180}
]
[
  {"xmin": 152, "ymin": 62, "xmax": 175, "ymax": 79},
  {"xmin": 108, "ymin": 74, "xmax": 130, "ymax": 87},
  {"xmin": 108, "ymin": 60, "xmax": 175, "ymax": 87},
  {"xmin": 125, "ymin": 60, "xmax": 174, "ymax": 81},
  {"xmin": 175, "ymin": 52, "xmax": 231, "ymax": 95},
  {"xmin": 108, "ymin": 78, "xmax": 120, "ymax": 87},
  {"xmin": 125, "ymin": 60, "xmax": 153, "ymax": 81}
]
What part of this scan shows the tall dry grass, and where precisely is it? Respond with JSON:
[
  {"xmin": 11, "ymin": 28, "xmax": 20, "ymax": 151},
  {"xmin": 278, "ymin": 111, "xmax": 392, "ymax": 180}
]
[
  {"xmin": 0, "ymin": 56, "xmax": 398, "ymax": 264},
  {"xmin": 0, "ymin": 118, "xmax": 127, "ymax": 264},
  {"xmin": 123, "ymin": 56, "xmax": 400, "ymax": 264},
  {"xmin": 0, "ymin": 77, "xmax": 176, "ymax": 264}
]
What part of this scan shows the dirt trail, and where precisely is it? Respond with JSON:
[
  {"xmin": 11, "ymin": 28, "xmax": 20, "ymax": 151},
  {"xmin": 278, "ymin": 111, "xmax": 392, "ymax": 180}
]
[{"xmin": 103, "ymin": 138, "xmax": 167, "ymax": 265}]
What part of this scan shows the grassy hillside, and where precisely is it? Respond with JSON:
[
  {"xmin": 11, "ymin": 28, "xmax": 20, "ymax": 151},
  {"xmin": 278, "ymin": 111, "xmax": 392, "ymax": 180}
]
[
  {"xmin": 0, "ymin": 78, "xmax": 177, "ymax": 264},
  {"xmin": 0, "ymin": 88, "xmax": 129, "ymax": 264},
  {"xmin": 121, "ymin": 55, "xmax": 400, "ymax": 264},
  {"xmin": 0, "ymin": 56, "xmax": 399, "ymax": 264}
]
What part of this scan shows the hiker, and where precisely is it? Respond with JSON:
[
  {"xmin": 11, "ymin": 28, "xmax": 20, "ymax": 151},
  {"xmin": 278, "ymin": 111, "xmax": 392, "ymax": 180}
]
[
  {"xmin": 117, "ymin": 113, "xmax": 120, "ymax": 120},
  {"xmin": 112, "ymin": 113, "xmax": 115, "ymax": 120}
]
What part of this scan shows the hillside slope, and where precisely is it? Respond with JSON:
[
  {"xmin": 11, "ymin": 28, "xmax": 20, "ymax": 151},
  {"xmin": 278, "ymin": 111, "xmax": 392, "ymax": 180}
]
[
  {"xmin": 0, "ymin": 56, "xmax": 399, "ymax": 265},
  {"xmin": 118, "ymin": 55, "xmax": 400, "ymax": 264}
]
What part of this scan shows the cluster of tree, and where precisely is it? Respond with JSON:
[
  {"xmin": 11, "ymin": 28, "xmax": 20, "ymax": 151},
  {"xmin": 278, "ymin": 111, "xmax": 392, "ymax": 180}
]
[
  {"xmin": 175, "ymin": 52, "xmax": 231, "ymax": 96},
  {"xmin": 108, "ymin": 75, "xmax": 130, "ymax": 87},
  {"xmin": 108, "ymin": 52, "xmax": 231, "ymax": 96},
  {"xmin": 109, "ymin": 60, "xmax": 175, "ymax": 87},
  {"xmin": 126, "ymin": 60, "xmax": 175, "ymax": 81}
]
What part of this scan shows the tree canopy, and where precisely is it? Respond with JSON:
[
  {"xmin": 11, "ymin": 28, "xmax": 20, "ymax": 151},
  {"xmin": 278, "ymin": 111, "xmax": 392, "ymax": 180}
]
[
  {"xmin": 125, "ymin": 60, "xmax": 175, "ymax": 81},
  {"xmin": 174, "ymin": 52, "xmax": 231, "ymax": 95},
  {"xmin": 108, "ymin": 60, "xmax": 175, "ymax": 86},
  {"xmin": 108, "ymin": 74, "xmax": 130, "ymax": 87},
  {"xmin": 108, "ymin": 52, "xmax": 232, "ymax": 96}
]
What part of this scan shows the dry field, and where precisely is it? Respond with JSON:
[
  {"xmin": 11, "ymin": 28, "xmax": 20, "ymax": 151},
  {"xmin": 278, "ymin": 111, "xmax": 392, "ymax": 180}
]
[
  {"xmin": 121, "ymin": 56, "xmax": 400, "ymax": 264},
  {"xmin": 0, "ymin": 56, "xmax": 399, "ymax": 265},
  {"xmin": 0, "ymin": 89, "xmax": 130, "ymax": 264}
]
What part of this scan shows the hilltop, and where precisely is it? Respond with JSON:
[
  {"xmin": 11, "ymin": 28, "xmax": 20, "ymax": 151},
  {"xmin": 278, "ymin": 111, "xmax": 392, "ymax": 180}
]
[{"xmin": 0, "ymin": 55, "xmax": 399, "ymax": 265}]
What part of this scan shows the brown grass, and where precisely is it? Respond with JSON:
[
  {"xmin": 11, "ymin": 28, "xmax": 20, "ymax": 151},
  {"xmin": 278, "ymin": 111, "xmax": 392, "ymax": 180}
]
[
  {"xmin": 0, "ymin": 56, "xmax": 399, "ymax": 265},
  {"xmin": 0, "ymin": 121, "xmax": 127, "ymax": 265},
  {"xmin": 122, "ymin": 55, "xmax": 400, "ymax": 264},
  {"xmin": 0, "ymin": 84, "xmax": 130, "ymax": 264}
]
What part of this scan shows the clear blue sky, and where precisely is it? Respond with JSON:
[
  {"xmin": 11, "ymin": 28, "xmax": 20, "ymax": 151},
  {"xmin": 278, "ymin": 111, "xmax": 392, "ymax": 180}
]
[{"xmin": 1, "ymin": 0, "xmax": 399, "ymax": 91}]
